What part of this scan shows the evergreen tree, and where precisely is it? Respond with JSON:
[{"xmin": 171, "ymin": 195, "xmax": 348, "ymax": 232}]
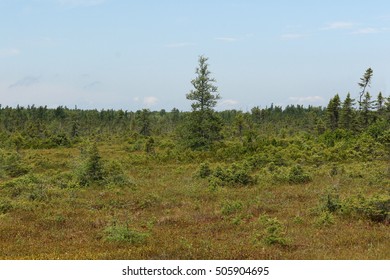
[
  {"xmin": 136, "ymin": 109, "xmax": 152, "ymax": 136},
  {"xmin": 186, "ymin": 56, "xmax": 220, "ymax": 112},
  {"xmin": 326, "ymin": 94, "xmax": 341, "ymax": 130},
  {"xmin": 358, "ymin": 68, "xmax": 373, "ymax": 110},
  {"xmin": 360, "ymin": 92, "xmax": 375, "ymax": 126},
  {"xmin": 234, "ymin": 112, "xmax": 245, "ymax": 139},
  {"xmin": 180, "ymin": 56, "xmax": 223, "ymax": 150},
  {"xmin": 376, "ymin": 92, "xmax": 384, "ymax": 112},
  {"xmin": 340, "ymin": 93, "xmax": 356, "ymax": 130}
]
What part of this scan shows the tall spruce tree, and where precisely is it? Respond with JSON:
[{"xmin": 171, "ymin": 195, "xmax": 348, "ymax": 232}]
[
  {"xmin": 326, "ymin": 94, "xmax": 341, "ymax": 130},
  {"xmin": 358, "ymin": 68, "xmax": 373, "ymax": 110},
  {"xmin": 340, "ymin": 93, "xmax": 356, "ymax": 130},
  {"xmin": 360, "ymin": 92, "xmax": 375, "ymax": 126},
  {"xmin": 376, "ymin": 92, "xmax": 384, "ymax": 112},
  {"xmin": 186, "ymin": 56, "xmax": 220, "ymax": 111},
  {"xmin": 181, "ymin": 56, "xmax": 223, "ymax": 150}
]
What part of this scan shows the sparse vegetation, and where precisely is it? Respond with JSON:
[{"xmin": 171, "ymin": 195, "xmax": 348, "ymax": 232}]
[{"xmin": 0, "ymin": 65, "xmax": 389, "ymax": 260}]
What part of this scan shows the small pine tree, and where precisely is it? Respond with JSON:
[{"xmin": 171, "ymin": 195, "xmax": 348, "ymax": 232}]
[{"xmin": 78, "ymin": 142, "xmax": 104, "ymax": 186}]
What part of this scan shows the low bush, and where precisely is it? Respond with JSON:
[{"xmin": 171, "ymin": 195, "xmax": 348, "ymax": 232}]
[
  {"xmin": 104, "ymin": 223, "xmax": 149, "ymax": 244},
  {"xmin": 195, "ymin": 161, "xmax": 212, "ymax": 178},
  {"xmin": 211, "ymin": 163, "xmax": 256, "ymax": 187},
  {"xmin": 273, "ymin": 164, "xmax": 312, "ymax": 184},
  {"xmin": 221, "ymin": 200, "xmax": 243, "ymax": 216},
  {"xmin": 254, "ymin": 215, "xmax": 289, "ymax": 246},
  {"xmin": 0, "ymin": 199, "xmax": 13, "ymax": 214}
]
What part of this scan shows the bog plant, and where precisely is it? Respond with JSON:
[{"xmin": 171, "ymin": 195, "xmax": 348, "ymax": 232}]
[
  {"xmin": 0, "ymin": 199, "xmax": 13, "ymax": 214},
  {"xmin": 0, "ymin": 149, "xmax": 29, "ymax": 178},
  {"xmin": 254, "ymin": 215, "xmax": 289, "ymax": 246},
  {"xmin": 221, "ymin": 200, "xmax": 243, "ymax": 216},
  {"xmin": 76, "ymin": 142, "xmax": 105, "ymax": 186},
  {"xmin": 211, "ymin": 163, "xmax": 256, "ymax": 187},
  {"xmin": 104, "ymin": 222, "xmax": 149, "ymax": 244},
  {"xmin": 196, "ymin": 161, "xmax": 212, "ymax": 178}
]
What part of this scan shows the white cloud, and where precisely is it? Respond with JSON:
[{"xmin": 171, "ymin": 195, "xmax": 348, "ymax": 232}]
[
  {"xmin": 280, "ymin": 33, "xmax": 306, "ymax": 40},
  {"xmin": 351, "ymin": 27, "xmax": 381, "ymax": 34},
  {"xmin": 9, "ymin": 76, "xmax": 40, "ymax": 88},
  {"xmin": 164, "ymin": 42, "xmax": 193, "ymax": 48},
  {"xmin": 0, "ymin": 48, "xmax": 20, "ymax": 58},
  {"xmin": 143, "ymin": 96, "xmax": 158, "ymax": 106},
  {"xmin": 289, "ymin": 96, "xmax": 324, "ymax": 103},
  {"xmin": 215, "ymin": 37, "xmax": 238, "ymax": 42},
  {"xmin": 221, "ymin": 99, "xmax": 239, "ymax": 106},
  {"xmin": 133, "ymin": 97, "xmax": 140, "ymax": 102},
  {"xmin": 322, "ymin": 21, "xmax": 354, "ymax": 30}
]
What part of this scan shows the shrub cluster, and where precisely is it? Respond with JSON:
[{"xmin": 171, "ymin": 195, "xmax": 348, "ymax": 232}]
[{"xmin": 196, "ymin": 162, "xmax": 256, "ymax": 187}]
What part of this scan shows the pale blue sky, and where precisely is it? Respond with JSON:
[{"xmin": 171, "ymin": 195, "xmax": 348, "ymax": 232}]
[{"xmin": 1, "ymin": 0, "xmax": 389, "ymax": 111}]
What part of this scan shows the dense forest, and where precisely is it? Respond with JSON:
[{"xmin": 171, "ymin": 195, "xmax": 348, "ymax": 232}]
[{"xmin": 0, "ymin": 61, "xmax": 389, "ymax": 259}]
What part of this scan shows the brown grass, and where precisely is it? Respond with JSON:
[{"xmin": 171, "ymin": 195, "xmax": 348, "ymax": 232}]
[{"xmin": 0, "ymin": 144, "xmax": 389, "ymax": 260}]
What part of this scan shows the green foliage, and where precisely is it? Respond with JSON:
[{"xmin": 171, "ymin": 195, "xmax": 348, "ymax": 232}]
[
  {"xmin": 221, "ymin": 200, "xmax": 243, "ymax": 216},
  {"xmin": 136, "ymin": 109, "xmax": 152, "ymax": 136},
  {"xmin": 322, "ymin": 192, "xmax": 341, "ymax": 213},
  {"xmin": 76, "ymin": 142, "xmax": 105, "ymax": 186},
  {"xmin": 179, "ymin": 110, "xmax": 223, "ymax": 150},
  {"xmin": 0, "ymin": 174, "xmax": 51, "ymax": 202},
  {"xmin": 316, "ymin": 211, "xmax": 335, "ymax": 227},
  {"xmin": 0, "ymin": 199, "xmax": 13, "ymax": 214},
  {"xmin": 48, "ymin": 133, "xmax": 71, "ymax": 148},
  {"xmin": 358, "ymin": 67, "xmax": 373, "ymax": 108},
  {"xmin": 104, "ymin": 160, "xmax": 136, "ymax": 188},
  {"xmin": 144, "ymin": 137, "xmax": 155, "ymax": 154},
  {"xmin": 180, "ymin": 56, "xmax": 223, "ymax": 150},
  {"xmin": 0, "ymin": 150, "xmax": 29, "ymax": 178},
  {"xmin": 287, "ymin": 165, "xmax": 312, "ymax": 184},
  {"xmin": 274, "ymin": 165, "xmax": 312, "ymax": 184},
  {"xmin": 255, "ymin": 215, "xmax": 289, "ymax": 246},
  {"xmin": 352, "ymin": 194, "xmax": 390, "ymax": 223},
  {"xmin": 211, "ymin": 163, "xmax": 256, "ymax": 187},
  {"xmin": 186, "ymin": 55, "xmax": 220, "ymax": 111},
  {"xmin": 340, "ymin": 93, "xmax": 356, "ymax": 130},
  {"xmin": 327, "ymin": 94, "xmax": 341, "ymax": 130},
  {"xmin": 196, "ymin": 161, "xmax": 212, "ymax": 178},
  {"xmin": 104, "ymin": 223, "xmax": 149, "ymax": 244}
]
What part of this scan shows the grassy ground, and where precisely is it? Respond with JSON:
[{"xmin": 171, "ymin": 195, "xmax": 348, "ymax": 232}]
[{"xmin": 0, "ymin": 144, "xmax": 389, "ymax": 260}]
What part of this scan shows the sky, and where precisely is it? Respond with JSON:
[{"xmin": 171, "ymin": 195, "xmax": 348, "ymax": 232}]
[{"xmin": 1, "ymin": 0, "xmax": 390, "ymax": 111}]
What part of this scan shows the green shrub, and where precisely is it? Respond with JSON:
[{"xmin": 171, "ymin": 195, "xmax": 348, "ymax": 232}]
[
  {"xmin": 211, "ymin": 163, "xmax": 256, "ymax": 187},
  {"xmin": 320, "ymin": 189, "xmax": 341, "ymax": 213},
  {"xmin": 221, "ymin": 200, "xmax": 243, "ymax": 216},
  {"xmin": 255, "ymin": 215, "xmax": 289, "ymax": 246},
  {"xmin": 0, "ymin": 199, "xmax": 13, "ymax": 214},
  {"xmin": 287, "ymin": 165, "xmax": 312, "ymax": 184},
  {"xmin": 104, "ymin": 160, "xmax": 136, "ymax": 188},
  {"xmin": 0, "ymin": 150, "xmax": 29, "ymax": 178},
  {"xmin": 354, "ymin": 194, "xmax": 390, "ymax": 223},
  {"xmin": 104, "ymin": 223, "xmax": 149, "ymax": 244},
  {"xmin": 316, "ymin": 211, "xmax": 335, "ymax": 226},
  {"xmin": 196, "ymin": 161, "xmax": 212, "ymax": 178},
  {"xmin": 75, "ymin": 142, "xmax": 105, "ymax": 186}
]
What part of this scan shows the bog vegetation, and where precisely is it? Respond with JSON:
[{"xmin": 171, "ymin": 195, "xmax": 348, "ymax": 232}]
[{"xmin": 0, "ymin": 60, "xmax": 389, "ymax": 259}]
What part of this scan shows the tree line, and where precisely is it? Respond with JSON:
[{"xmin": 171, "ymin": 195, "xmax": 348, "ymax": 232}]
[{"xmin": 0, "ymin": 59, "xmax": 389, "ymax": 151}]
